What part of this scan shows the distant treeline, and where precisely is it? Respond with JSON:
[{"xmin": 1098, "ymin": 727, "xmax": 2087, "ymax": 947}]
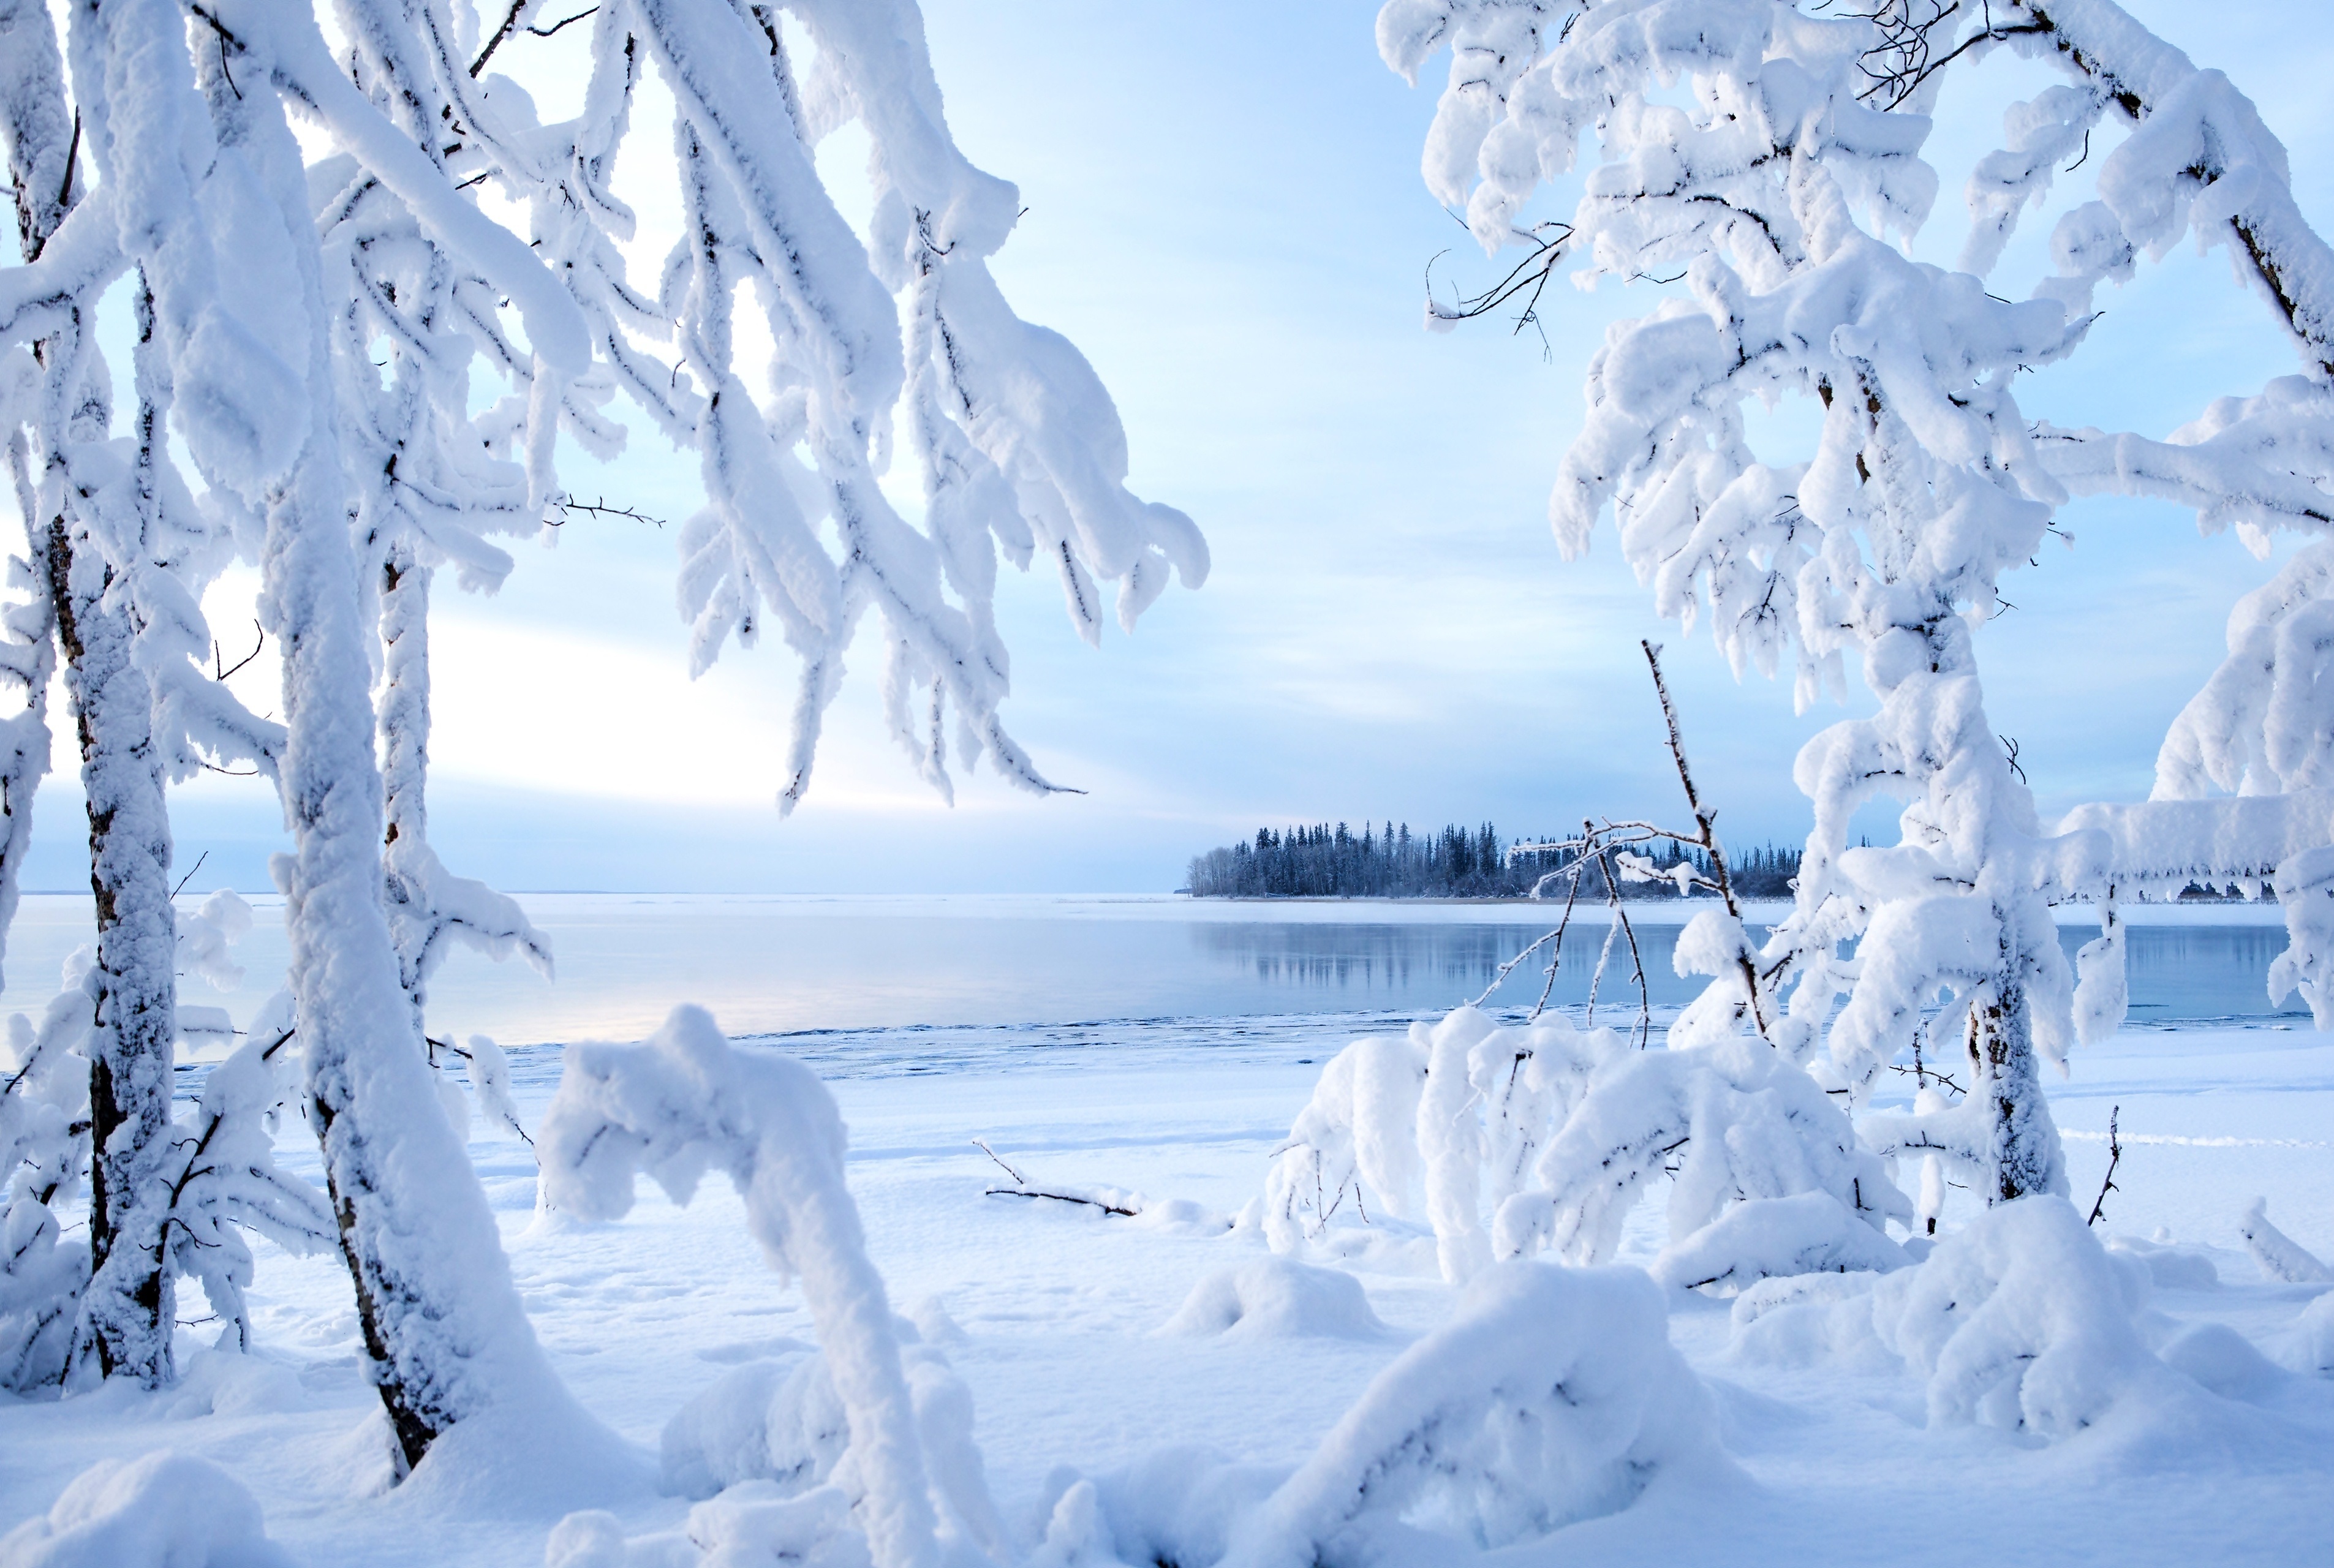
[{"xmin": 1184, "ymin": 822, "xmax": 1804, "ymax": 900}]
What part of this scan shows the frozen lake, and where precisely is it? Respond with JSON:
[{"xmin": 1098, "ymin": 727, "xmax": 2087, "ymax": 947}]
[{"xmin": 0, "ymin": 891, "xmax": 2310, "ymax": 1056}]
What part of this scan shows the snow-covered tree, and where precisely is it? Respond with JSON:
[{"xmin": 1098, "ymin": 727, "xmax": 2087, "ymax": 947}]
[
  {"xmin": 0, "ymin": 0, "xmax": 1200, "ymax": 1466},
  {"xmin": 1381, "ymin": 0, "xmax": 2334, "ymax": 1203}
]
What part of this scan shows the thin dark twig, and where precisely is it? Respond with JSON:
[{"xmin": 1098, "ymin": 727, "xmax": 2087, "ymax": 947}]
[
  {"xmin": 548, "ymin": 495, "xmax": 668, "ymax": 529},
  {"xmin": 1643, "ymin": 639, "xmax": 1770, "ymax": 1039},
  {"xmin": 214, "ymin": 620, "xmax": 264, "ymax": 681},
  {"xmin": 2086, "ymin": 1106, "xmax": 2122, "ymax": 1226},
  {"xmin": 527, "ymin": 6, "xmax": 596, "ymax": 38},
  {"xmin": 983, "ymin": 1186, "xmax": 1138, "ymax": 1217},
  {"xmin": 972, "ymin": 1139, "xmax": 1028, "ymax": 1186},
  {"xmin": 170, "ymin": 850, "xmax": 210, "ymax": 902},
  {"xmin": 1889, "ymin": 1060, "xmax": 1966, "ymax": 1097},
  {"xmin": 470, "ymin": 0, "xmax": 532, "ymax": 76}
]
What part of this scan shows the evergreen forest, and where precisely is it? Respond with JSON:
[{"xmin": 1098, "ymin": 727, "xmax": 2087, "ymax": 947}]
[{"xmin": 1183, "ymin": 821, "xmax": 1804, "ymax": 900}]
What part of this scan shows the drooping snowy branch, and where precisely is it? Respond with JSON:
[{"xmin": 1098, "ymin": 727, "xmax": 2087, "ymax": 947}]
[{"xmin": 539, "ymin": 1005, "xmax": 942, "ymax": 1568}]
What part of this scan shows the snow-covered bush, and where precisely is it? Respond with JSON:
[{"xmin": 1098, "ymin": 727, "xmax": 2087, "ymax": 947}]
[
  {"xmin": 0, "ymin": 1450, "xmax": 292, "ymax": 1568},
  {"xmin": 1731, "ymin": 1196, "xmax": 2178, "ymax": 1436},
  {"xmin": 1211, "ymin": 1262, "xmax": 1727, "ymax": 1565},
  {"xmin": 1382, "ymin": 0, "xmax": 2334, "ymax": 1207},
  {"xmin": 1267, "ymin": 1006, "xmax": 1906, "ymax": 1296},
  {"xmin": 540, "ymin": 1005, "xmax": 972, "ymax": 1568},
  {"xmin": 1870, "ymin": 1196, "xmax": 2160, "ymax": 1437},
  {"xmin": 1264, "ymin": 1008, "xmax": 1625, "ymax": 1270},
  {"xmin": 1160, "ymin": 1258, "xmax": 1392, "ymax": 1343}
]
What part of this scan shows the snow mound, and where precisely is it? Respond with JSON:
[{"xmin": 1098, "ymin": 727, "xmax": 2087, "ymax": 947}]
[
  {"xmin": 2238, "ymin": 1198, "xmax": 2332, "ymax": 1283},
  {"xmin": 1032, "ymin": 1449, "xmax": 1281, "ymax": 1568},
  {"xmin": 0, "ymin": 1451, "xmax": 292, "ymax": 1568},
  {"xmin": 2159, "ymin": 1323, "xmax": 2288, "ymax": 1403},
  {"xmin": 1871, "ymin": 1196, "xmax": 2161, "ymax": 1438},
  {"xmin": 1218, "ymin": 1261, "xmax": 1730, "ymax": 1565},
  {"xmin": 2276, "ymin": 1289, "xmax": 2334, "ymax": 1378},
  {"xmin": 1160, "ymin": 1259, "xmax": 1391, "ymax": 1342},
  {"xmin": 2105, "ymin": 1235, "xmax": 2222, "ymax": 1291},
  {"xmin": 1649, "ymin": 1191, "xmax": 1908, "ymax": 1294}
]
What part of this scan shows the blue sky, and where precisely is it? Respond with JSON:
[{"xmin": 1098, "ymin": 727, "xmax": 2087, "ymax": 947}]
[{"xmin": 31, "ymin": 1, "xmax": 2334, "ymax": 895}]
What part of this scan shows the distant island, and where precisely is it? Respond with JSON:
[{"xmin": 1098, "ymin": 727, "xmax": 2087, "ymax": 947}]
[{"xmin": 1184, "ymin": 821, "xmax": 1802, "ymax": 900}]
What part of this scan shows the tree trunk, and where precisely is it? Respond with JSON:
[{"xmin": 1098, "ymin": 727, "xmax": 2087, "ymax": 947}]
[
  {"xmin": 377, "ymin": 542, "xmax": 434, "ymax": 1042},
  {"xmin": 48, "ymin": 516, "xmax": 177, "ymax": 1384},
  {"xmin": 214, "ymin": 55, "xmax": 567, "ymax": 1474},
  {"xmin": 1969, "ymin": 954, "xmax": 2064, "ymax": 1205}
]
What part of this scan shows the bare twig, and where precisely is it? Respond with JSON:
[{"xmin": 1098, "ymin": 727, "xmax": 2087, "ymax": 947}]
[
  {"xmin": 1889, "ymin": 1060, "xmax": 1966, "ymax": 1098},
  {"xmin": 548, "ymin": 494, "xmax": 668, "ymax": 529},
  {"xmin": 1644, "ymin": 639, "xmax": 1771, "ymax": 1040},
  {"xmin": 528, "ymin": 6, "xmax": 596, "ymax": 39},
  {"xmin": 169, "ymin": 850, "xmax": 210, "ymax": 901},
  {"xmin": 2086, "ymin": 1106, "xmax": 2122, "ymax": 1226},
  {"xmin": 974, "ymin": 1137, "xmax": 1139, "ymax": 1216},
  {"xmin": 983, "ymin": 1186, "xmax": 1139, "ymax": 1217},
  {"xmin": 972, "ymin": 1138, "xmax": 1027, "ymax": 1186},
  {"xmin": 213, "ymin": 620, "xmax": 265, "ymax": 681},
  {"xmin": 469, "ymin": 0, "xmax": 533, "ymax": 76}
]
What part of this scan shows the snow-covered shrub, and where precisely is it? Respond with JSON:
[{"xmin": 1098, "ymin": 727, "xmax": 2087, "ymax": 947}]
[
  {"xmin": 1269, "ymin": 1006, "xmax": 1906, "ymax": 1297},
  {"xmin": 2238, "ymin": 1197, "xmax": 2332, "ymax": 1283},
  {"xmin": 1160, "ymin": 1258, "xmax": 1391, "ymax": 1343},
  {"xmin": 540, "ymin": 1005, "xmax": 972, "ymax": 1568},
  {"xmin": 1264, "ymin": 1008, "xmax": 1625, "ymax": 1270},
  {"xmin": 0, "ymin": 1450, "xmax": 292, "ymax": 1568},
  {"xmin": 1870, "ymin": 1196, "xmax": 2159, "ymax": 1438},
  {"xmin": 0, "ymin": 931, "xmax": 325, "ymax": 1378},
  {"xmin": 1494, "ymin": 1034, "xmax": 1906, "ymax": 1274},
  {"xmin": 1216, "ymin": 1262, "xmax": 1728, "ymax": 1565}
]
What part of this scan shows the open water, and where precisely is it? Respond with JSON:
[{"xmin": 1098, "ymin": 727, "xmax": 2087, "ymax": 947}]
[{"xmin": 0, "ymin": 894, "xmax": 2307, "ymax": 1072}]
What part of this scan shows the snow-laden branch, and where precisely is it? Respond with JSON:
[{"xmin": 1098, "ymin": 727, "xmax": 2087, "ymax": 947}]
[{"xmin": 539, "ymin": 1005, "xmax": 942, "ymax": 1568}]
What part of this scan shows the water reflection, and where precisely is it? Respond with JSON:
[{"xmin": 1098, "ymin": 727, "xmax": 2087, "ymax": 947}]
[
  {"xmin": 1194, "ymin": 920, "xmax": 2312, "ymax": 1022},
  {"xmin": 1196, "ymin": 922, "xmax": 1709, "ymax": 1008}
]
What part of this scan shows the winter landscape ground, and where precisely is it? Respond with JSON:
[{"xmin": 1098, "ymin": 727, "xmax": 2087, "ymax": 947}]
[{"xmin": 4, "ymin": 895, "xmax": 2332, "ymax": 1564}]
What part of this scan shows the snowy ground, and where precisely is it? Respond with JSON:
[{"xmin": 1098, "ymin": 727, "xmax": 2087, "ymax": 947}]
[{"xmin": 2, "ymin": 1007, "xmax": 2330, "ymax": 1562}]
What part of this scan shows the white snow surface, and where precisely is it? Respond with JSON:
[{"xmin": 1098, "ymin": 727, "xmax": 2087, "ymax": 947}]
[{"xmin": 0, "ymin": 997, "xmax": 2325, "ymax": 1565}]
